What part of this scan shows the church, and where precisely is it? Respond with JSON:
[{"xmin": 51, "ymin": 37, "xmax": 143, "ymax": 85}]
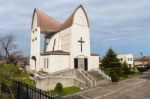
[
  {"xmin": 30, "ymin": 5, "xmax": 99, "ymax": 73},
  {"xmin": 29, "ymin": 5, "xmax": 110, "ymax": 90}
]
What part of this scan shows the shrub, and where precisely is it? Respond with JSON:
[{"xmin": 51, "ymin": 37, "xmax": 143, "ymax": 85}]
[
  {"xmin": 122, "ymin": 66, "xmax": 131, "ymax": 76},
  {"xmin": 110, "ymin": 69, "xmax": 119, "ymax": 82},
  {"xmin": 137, "ymin": 67, "xmax": 147, "ymax": 72},
  {"xmin": 54, "ymin": 83, "xmax": 63, "ymax": 93},
  {"xmin": 112, "ymin": 67, "xmax": 122, "ymax": 77}
]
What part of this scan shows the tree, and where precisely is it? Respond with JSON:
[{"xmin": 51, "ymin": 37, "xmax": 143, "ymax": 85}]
[
  {"xmin": 122, "ymin": 61, "xmax": 130, "ymax": 76},
  {"xmin": 109, "ymin": 69, "xmax": 119, "ymax": 82},
  {"xmin": 101, "ymin": 48, "xmax": 121, "ymax": 68},
  {"xmin": 0, "ymin": 35, "xmax": 21, "ymax": 64},
  {"xmin": 0, "ymin": 64, "xmax": 22, "ymax": 98},
  {"xmin": 101, "ymin": 48, "xmax": 122, "ymax": 82}
]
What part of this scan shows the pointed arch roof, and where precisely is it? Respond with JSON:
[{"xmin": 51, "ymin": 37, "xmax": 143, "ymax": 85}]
[
  {"xmin": 31, "ymin": 9, "xmax": 61, "ymax": 33},
  {"xmin": 60, "ymin": 4, "xmax": 89, "ymax": 30},
  {"xmin": 31, "ymin": 5, "xmax": 89, "ymax": 33}
]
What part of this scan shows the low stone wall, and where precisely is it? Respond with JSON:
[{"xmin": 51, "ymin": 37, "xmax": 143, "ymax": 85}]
[
  {"xmin": 50, "ymin": 69, "xmax": 75, "ymax": 77},
  {"xmin": 35, "ymin": 69, "xmax": 102, "ymax": 90},
  {"xmin": 36, "ymin": 76, "xmax": 85, "ymax": 90}
]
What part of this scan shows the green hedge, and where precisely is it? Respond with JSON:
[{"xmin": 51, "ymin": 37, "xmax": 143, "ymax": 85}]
[{"xmin": 137, "ymin": 67, "xmax": 148, "ymax": 72}]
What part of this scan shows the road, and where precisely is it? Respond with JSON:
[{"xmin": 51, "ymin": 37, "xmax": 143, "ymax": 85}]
[{"xmin": 64, "ymin": 71, "xmax": 150, "ymax": 99}]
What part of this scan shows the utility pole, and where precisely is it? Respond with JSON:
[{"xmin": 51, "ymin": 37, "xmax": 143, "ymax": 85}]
[{"xmin": 140, "ymin": 52, "xmax": 143, "ymax": 58}]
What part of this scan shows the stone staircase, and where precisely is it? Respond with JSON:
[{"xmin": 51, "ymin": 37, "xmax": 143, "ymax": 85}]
[
  {"xmin": 87, "ymin": 70, "xmax": 107, "ymax": 85},
  {"xmin": 35, "ymin": 69, "xmax": 111, "ymax": 90}
]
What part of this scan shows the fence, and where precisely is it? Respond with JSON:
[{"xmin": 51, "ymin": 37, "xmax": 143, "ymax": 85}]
[{"xmin": 15, "ymin": 82, "xmax": 61, "ymax": 99}]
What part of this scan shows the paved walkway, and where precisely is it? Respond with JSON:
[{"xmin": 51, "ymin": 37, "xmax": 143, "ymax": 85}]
[{"xmin": 64, "ymin": 71, "xmax": 150, "ymax": 99}]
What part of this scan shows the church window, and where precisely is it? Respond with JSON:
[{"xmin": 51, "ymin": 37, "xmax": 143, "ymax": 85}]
[
  {"xmin": 32, "ymin": 39, "xmax": 34, "ymax": 42},
  {"xmin": 53, "ymin": 39, "xmax": 56, "ymax": 51},
  {"xmin": 35, "ymin": 28, "xmax": 37, "ymax": 31},
  {"xmin": 35, "ymin": 38, "xmax": 37, "ymax": 40},
  {"xmin": 44, "ymin": 58, "xmax": 46, "ymax": 68},
  {"xmin": 44, "ymin": 58, "xmax": 49, "ymax": 69},
  {"xmin": 47, "ymin": 58, "xmax": 49, "ymax": 68},
  {"xmin": 128, "ymin": 58, "xmax": 132, "ymax": 61}
]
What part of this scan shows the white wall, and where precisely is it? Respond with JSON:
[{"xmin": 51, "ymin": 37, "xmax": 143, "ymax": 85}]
[
  {"xmin": 40, "ymin": 55, "xmax": 70, "ymax": 73},
  {"xmin": 74, "ymin": 7, "xmax": 88, "ymax": 27},
  {"xmin": 89, "ymin": 56, "xmax": 99, "ymax": 70},
  {"xmin": 30, "ymin": 13, "xmax": 41, "ymax": 71},
  {"xmin": 69, "ymin": 7, "xmax": 91, "ymax": 69},
  {"xmin": 60, "ymin": 28, "xmax": 71, "ymax": 52},
  {"xmin": 46, "ymin": 33, "xmax": 60, "ymax": 51}
]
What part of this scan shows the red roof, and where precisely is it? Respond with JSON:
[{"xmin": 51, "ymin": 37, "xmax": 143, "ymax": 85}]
[
  {"xmin": 135, "ymin": 56, "xmax": 150, "ymax": 62},
  {"xmin": 31, "ymin": 5, "xmax": 89, "ymax": 33},
  {"xmin": 32, "ymin": 9, "xmax": 61, "ymax": 33}
]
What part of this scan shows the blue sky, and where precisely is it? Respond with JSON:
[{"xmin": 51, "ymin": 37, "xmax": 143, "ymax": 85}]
[{"xmin": 0, "ymin": 0, "xmax": 150, "ymax": 57}]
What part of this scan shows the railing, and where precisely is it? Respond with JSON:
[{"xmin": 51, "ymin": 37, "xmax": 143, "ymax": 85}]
[
  {"xmin": 75, "ymin": 69, "xmax": 93, "ymax": 88},
  {"xmin": 96, "ymin": 69, "xmax": 111, "ymax": 82},
  {"xmin": 9, "ymin": 82, "xmax": 61, "ymax": 99},
  {"xmin": 82, "ymin": 71, "xmax": 96, "ymax": 87}
]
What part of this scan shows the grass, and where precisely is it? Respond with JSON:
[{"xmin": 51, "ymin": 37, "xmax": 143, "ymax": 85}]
[
  {"xmin": 129, "ymin": 72, "xmax": 143, "ymax": 77},
  {"xmin": 48, "ymin": 86, "xmax": 81, "ymax": 96},
  {"xmin": 119, "ymin": 76, "xmax": 128, "ymax": 81},
  {"xmin": 119, "ymin": 72, "xmax": 143, "ymax": 81}
]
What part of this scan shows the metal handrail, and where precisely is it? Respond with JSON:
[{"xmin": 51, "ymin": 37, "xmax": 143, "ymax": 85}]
[{"xmin": 96, "ymin": 69, "xmax": 111, "ymax": 81}]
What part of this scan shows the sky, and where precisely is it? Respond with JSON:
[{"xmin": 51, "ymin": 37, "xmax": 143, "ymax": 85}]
[{"xmin": 0, "ymin": 0, "xmax": 150, "ymax": 58}]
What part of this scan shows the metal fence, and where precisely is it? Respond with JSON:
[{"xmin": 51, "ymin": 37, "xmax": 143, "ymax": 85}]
[{"xmin": 16, "ymin": 82, "xmax": 61, "ymax": 99}]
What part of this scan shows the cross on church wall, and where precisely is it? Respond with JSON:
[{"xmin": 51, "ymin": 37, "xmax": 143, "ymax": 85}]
[{"xmin": 78, "ymin": 37, "xmax": 85, "ymax": 52}]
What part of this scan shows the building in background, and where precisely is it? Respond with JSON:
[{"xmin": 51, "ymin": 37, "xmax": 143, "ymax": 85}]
[
  {"xmin": 134, "ymin": 56, "xmax": 150, "ymax": 68},
  {"xmin": 117, "ymin": 53, "xmax": 134, "ymax": 68}
]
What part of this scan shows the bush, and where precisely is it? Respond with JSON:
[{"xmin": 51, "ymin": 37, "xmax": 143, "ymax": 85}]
[
  {"xmin": 112, "ymin": 67, "xmax": 122, "ymax": 77},
  {"xmin": 122, "ymin": 66, "xmax": 130, "ymax": 76},
  {"xmin": 147, "ymin": 66, "xmax": 150, "ymax": 70},
  {"xmin": 121, "ymin": 61, "xmax": 131, "ymax": 76},
  {"xmin": 137, "ymin": 67, "xmax": 147, "ymax": 72},
  {"xmin": 110, "ymin": 69, "xmax": 119, "ymax": 82},
  {"xmin": 54, "ymin": 83, "xmax": 63, "ymax": 93}
]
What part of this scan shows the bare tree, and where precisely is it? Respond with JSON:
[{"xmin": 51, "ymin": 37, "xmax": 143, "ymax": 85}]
[{"xmin": 0, "ymin": 35, "xmax": 21, "ymax": 64}]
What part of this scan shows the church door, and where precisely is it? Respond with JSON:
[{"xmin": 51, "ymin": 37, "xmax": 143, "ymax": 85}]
[
  {"xmin": 74, "ymin": 58, "xmax": 88, "ymax": 71},
  {"xmin": 78, "ymin": 58, "xmax": 84, "ymax": 71},
  {"xmin": 84, "ymin": 58, "xmax": 88, "ymax": 71}
]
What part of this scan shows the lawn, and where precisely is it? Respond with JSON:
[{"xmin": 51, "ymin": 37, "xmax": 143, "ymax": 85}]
[
  {"xmin": 119, "ymin": 72, "xmax": 143, "ymax": 81},
  {"xmin": 48, "ymin": 86, "xmax": 81, "ymax": 96},
  {"xmin": 119, "ymin": 76, "xmax": 128, "ymax": 81}
]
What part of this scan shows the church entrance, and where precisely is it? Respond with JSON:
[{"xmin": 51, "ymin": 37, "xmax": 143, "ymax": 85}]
[{"xmin": 74, "ymin": 58, "xmax": 88, "ymax": 71}]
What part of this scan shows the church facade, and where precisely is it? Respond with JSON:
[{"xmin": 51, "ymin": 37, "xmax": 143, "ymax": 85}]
[{"xmin": 30, "ymin": 5, "xmax": 99, "ymax": 74}]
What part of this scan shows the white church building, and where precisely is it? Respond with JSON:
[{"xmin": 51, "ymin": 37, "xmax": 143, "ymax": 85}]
[
  {"xmin": 30, "ymin": 5, "xmax": 100, "ymax": 73},
  {"xmin": 30, "ymin": 5, "xmax": 111, "ymax": 90}
]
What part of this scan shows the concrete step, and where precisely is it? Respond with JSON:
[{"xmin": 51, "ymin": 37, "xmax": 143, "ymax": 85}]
[{"xmin": 87, "ymin": 71, "xmax": 106, "ymax": 85}]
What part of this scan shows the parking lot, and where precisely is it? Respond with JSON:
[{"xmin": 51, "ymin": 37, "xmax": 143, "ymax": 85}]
[{"xmin": 64, "ymin": 71, "xmax": 150, "ymax": 99}]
